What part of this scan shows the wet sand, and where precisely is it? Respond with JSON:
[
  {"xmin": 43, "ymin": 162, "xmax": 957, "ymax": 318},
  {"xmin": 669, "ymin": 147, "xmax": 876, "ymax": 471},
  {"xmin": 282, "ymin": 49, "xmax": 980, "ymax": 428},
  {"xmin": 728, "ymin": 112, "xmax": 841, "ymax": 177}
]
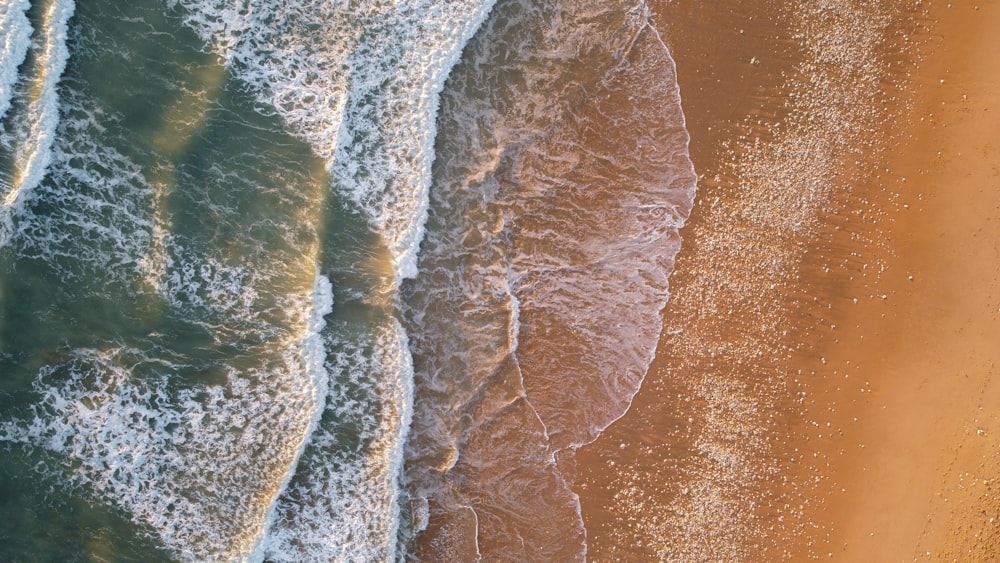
[{"xmin": 576, "ymin": 1, "xmax": 1000, "ymax": 560}]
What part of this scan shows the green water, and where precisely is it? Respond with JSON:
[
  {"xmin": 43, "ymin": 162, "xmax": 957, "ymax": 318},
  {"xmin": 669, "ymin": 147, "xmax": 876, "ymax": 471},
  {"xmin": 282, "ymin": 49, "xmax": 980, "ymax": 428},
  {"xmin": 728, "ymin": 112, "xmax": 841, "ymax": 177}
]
[
  {"xmin": 0, "ymin": 0, "xmax": 329, "ymax": 559},
  {"xmin": 0, "ymin": 0, "xmax": 426, "ymax": 556}
]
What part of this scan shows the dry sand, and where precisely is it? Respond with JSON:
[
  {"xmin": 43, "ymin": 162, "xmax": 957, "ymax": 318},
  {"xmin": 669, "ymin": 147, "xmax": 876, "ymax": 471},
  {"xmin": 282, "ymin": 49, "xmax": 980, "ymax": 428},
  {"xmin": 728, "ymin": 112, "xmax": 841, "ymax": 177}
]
[
  {"xmin": 575, "ymin": 1, "xmax": 1000, "ymax": 561},
  {"xmin": 814, "ymin": 3, "xmax": 1000, "ymax": 560}
]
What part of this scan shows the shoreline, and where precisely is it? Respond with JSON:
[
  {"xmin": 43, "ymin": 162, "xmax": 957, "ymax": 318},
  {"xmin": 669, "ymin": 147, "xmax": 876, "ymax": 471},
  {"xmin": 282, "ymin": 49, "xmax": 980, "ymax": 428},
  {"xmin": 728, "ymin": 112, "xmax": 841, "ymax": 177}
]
[{"xmin": 575, "ymin": 1, "xmax": 999, "ymax": 560}]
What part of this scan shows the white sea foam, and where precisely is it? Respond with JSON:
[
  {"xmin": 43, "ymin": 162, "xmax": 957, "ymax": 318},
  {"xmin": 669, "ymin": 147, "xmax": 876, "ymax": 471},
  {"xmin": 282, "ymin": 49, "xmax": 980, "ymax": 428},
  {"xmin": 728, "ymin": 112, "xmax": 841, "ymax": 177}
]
[
  {"xmin": 0, "ymin": 0, "xmax": 32, "ymax": 123},
  {"xmin": 155, "ymin": 240, "xmax": 262, "ymax": 318},
  {"xmin": 164, "ymin": 0, "xmax": 501, "ymax": 557},
  {"xmin": 14, "ymin": 90, "xmax": 156, "ymax": 275},
  {"xmin": 249, "ymin": 272, "xmax": 334, "ymax": 562},
  {"xmin": 260, "ymin": 318, "xmax": 414, "ymax": 562},
  {"xmin": 172, "ymin": 0, "xmax": 496, "ymax": 281},
  {"xmin": 0, "ymin": 272, "xmax": 335, "ymax": 562},
  {"xmin": 4, "ymin": 0, "xmax": 75, "ymax": 210},
  {"xmin": 0, "ymin": 0, "xmax": 476, "ymax": 559}
]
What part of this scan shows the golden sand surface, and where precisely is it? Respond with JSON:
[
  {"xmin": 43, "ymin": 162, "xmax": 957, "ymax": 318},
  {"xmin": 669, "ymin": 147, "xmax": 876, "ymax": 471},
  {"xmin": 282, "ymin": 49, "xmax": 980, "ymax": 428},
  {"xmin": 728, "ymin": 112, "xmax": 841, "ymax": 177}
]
[
  {"xmin": 815, "ymin": 3, "xmax": 1000, "ymax": 560},
  {"xmin": 575, "ymin": 1, "xmax": 1000, "ymax": 560}
]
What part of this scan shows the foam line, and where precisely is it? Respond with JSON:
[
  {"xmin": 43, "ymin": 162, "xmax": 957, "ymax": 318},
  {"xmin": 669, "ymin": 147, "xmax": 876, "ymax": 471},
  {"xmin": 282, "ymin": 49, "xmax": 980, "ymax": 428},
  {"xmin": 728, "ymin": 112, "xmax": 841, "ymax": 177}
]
[
  {"xmin": 259, "ymin": 319, "xmax": 415, "ymax": 562},
  {"xmin": 0, "ymin": 0, "xmax": 32, "ymax": 122},
  {"xmin": 248, "ymin": 272, "xmax": 334, "ymax": 562},
  {"xmin": 5, "ymin": 0, "xmax": 75, "ymax": 208}
]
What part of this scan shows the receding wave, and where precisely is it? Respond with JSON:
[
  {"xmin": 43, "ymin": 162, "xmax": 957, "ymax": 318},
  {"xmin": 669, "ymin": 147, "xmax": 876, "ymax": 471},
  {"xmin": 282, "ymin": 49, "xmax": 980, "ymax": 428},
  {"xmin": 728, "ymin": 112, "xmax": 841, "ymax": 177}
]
[{"xmin": 401, "ymin": 0, "xmax": 696, "ymax": 558}]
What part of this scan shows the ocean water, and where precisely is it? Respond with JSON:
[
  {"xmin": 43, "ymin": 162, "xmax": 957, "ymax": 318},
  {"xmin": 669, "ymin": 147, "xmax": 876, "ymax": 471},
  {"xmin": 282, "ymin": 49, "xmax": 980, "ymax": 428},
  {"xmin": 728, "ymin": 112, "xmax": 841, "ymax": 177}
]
[{"xmin": 0, "ymin": 0, "xmax": 694, "ymax": 561}]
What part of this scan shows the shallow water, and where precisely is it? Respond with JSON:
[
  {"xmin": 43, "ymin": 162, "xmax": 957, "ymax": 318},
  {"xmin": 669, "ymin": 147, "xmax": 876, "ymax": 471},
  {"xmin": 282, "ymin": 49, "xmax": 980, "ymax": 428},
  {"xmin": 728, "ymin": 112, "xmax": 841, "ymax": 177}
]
[{"xmin": 401, "ymin": 0, "xmax": 695, "ymax": 558}]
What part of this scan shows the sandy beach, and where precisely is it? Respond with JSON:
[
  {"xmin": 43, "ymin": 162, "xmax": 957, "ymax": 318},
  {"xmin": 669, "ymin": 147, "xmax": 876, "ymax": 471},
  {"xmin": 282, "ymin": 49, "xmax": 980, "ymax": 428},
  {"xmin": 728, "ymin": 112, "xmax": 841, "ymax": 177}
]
[
  {"xmin": 813, "ymin": 3, "xmax": 1000, "ymax": 560},
  {"xmin": 2, "ymin": 1, "xmax": 996, "ymax": 559},
  {"xmin": 575, "ymin": 1, "xmax": 1000, "ymax": 560}
]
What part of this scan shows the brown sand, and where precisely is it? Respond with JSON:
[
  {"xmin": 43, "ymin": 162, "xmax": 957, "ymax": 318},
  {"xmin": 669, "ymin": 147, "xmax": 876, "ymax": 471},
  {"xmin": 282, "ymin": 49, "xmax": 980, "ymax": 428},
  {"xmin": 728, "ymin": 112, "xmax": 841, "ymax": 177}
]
[
  {"xmin": 575, "ymin": 1, "xmax": 1000, "ymax": 561},
  {"xmin": 815, "ymin": 3, "xmax": 1000, "ymax": 560}
]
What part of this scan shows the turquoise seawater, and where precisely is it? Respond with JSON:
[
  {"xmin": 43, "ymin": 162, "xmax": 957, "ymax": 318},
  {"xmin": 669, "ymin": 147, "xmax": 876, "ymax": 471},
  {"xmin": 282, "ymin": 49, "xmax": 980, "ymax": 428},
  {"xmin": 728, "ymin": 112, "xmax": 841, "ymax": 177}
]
[{"xmin": 0, "ymin": 0, "xmax": 695, "ymax": 560}]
